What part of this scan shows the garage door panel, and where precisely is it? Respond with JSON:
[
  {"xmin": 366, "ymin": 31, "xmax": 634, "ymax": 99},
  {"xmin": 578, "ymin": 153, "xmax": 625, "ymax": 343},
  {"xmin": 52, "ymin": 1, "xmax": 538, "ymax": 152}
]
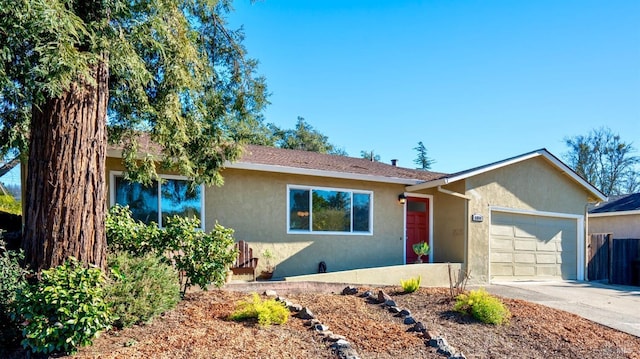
[
  {"xmin": 490, "ymin": 224, "xmax": 514, "ymax": 236},
  {"xmin": 536, "ymin": 241, "xmax": 558, "ymax": 252},
  {"xmin": 491, "ymin": 238, "xmax": 513, "ymax": 250},
  {"xmin": 513, "ymin": 265, "xmax": 536, "ymax": 276},
  {"xmin": 536, "ymin": 254, "xmax": 557, "ymax": 264},
  {"xmin": 490, "ymin": 211, "xmax": 578, "ymax": 281},
  {"xmin": 492, "ymin": 252, "xmax": 513, "ymax": 263}
]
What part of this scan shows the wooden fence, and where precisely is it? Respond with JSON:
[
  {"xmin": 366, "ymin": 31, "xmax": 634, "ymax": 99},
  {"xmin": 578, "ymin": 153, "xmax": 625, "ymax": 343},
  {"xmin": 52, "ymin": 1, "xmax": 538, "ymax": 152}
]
[{"xmin": 588, "ymin": 233, "xmax": 640, "ymax": 286}]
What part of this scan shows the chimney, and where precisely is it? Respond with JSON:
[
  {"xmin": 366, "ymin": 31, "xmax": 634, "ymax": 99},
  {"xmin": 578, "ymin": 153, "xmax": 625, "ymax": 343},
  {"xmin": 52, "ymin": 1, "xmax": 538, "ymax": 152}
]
[{"xmin": 391, "ymin": 159, "xmax": 398, "ymax": 166}]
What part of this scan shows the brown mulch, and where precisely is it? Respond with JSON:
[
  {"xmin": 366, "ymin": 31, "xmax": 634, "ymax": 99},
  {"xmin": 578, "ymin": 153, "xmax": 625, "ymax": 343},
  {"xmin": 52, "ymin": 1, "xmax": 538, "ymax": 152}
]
[{"xmin": 22, "ymin": 285, "xmax": 640, "ymax": 358}]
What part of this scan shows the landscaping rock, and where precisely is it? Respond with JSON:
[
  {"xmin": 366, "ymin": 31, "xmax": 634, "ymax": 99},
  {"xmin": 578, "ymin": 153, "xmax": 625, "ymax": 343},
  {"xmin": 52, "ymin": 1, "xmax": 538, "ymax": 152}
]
[
  {"xmin": 314, "ymin": 323, "xmax": 330, "ymax": 332},
  {"xmin": 377, "ymin": 290, "xmax": 392, "ymax": 304},
  {"xmin": 383, "ymin": 299, "xmax": 397, "ymax": 307},
  {"xmin": 295, "ymin": 307, "xmax": 315, "ymax": 320},
  {"xmin": 263, "ymin": 290, "xmax": 277, "ymax": 297},
  {"xmin": 359, "ymin": 290, "xmax": 373, "ymax": 298},
  {"xmin": 304, "ymin": 319, "xmax": 321, "ymax": 327},
  {"xmin": 288, "ymin": 303, "xmax": 303, "ymax": 312},
  {"xmin": 403, "ymin": 316, "xmax": 416, "ymax": 325},
  {"xmin": 412, "ymin": 322, "xmax": 426, "ymax": 333},
  {"xmin": 324, "ymin": 333, "xmax": 347, "ymax": 342},
  {"xmin": 388, "ymin": 306, "xmax": 401, "ymax": 314},
  {"xmin": 399, "ymin": 308, "xmax": 411, "ymax": 317},
  {"xmin": 342, "ymin": 286, "xmax": 358, "ymax": 295},
  {"xmin": 425, "ymin": 330, "xmax": 440, "ymax": 340},
  {"xmin": 330, "ymin": 339, "xmax": 360, "ymax": 359}
]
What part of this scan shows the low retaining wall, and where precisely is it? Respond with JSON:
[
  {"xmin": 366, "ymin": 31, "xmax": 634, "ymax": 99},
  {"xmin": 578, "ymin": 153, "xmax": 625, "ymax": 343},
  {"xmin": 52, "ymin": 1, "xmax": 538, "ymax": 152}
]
[{"xmin": 284, "ymin": 263, "xmax": 463, "ymax": 287}]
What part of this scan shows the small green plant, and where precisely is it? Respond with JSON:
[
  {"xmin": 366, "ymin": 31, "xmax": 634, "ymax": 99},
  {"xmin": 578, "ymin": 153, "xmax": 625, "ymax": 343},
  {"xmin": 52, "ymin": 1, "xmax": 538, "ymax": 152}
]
[
  {"xmin": 163, "ymin": 217, "xmax": 237, "ymax": 295},
  {"xmin": 400, "ymin": 275, "xmax": 421, "ymax": 293},
  {"xmin": 262, "ymin": 248, "xmax": 276, "ymax": 272},
  {"xmin": 454, "ymin": 288, "xmax": 511, "ymax": 325},
  {"xmin": 11, "ymin": 258, "xmax": 115, "ymax": 355},
  {"xmin": 106, "ymin": 251, "xmax": 181, "ymax": 329},
  {"xmin": 229, "ymin": 293, "xmax": 289, "ymax": 326},
  {"xmin": 412, "ymin": 241, "xmax": 430, "ymax": 262},
  {"xmin": 0, "ymin": 239, "xmax": 29, "ymax": 351}
]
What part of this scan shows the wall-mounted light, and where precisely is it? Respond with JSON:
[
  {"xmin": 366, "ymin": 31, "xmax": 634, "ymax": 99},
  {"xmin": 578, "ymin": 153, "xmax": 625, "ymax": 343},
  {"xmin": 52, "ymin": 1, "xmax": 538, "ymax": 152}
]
[{"xmin": 398, "ymin": 194, "xmax": 407, "ymax": 204}]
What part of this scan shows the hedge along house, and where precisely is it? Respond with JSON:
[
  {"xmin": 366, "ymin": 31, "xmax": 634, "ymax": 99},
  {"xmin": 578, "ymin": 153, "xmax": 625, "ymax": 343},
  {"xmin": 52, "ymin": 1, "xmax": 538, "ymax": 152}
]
[{"xmin": 106, "ymin": 143, "xmax": 606, "ymax": 284}]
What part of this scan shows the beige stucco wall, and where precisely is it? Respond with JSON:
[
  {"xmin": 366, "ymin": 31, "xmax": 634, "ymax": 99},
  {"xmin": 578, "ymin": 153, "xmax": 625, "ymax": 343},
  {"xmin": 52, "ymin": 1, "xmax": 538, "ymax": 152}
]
[
  {"xmin": 424, "ymin": 182, "xmax": 467, "ymax": 263},
  {"xmin": 464, "ymin": 157, "xmax": 590, "ymax": 283},
  {"xmin": 205, "ymin": 168, "xmax": 407, "ymax": 278},
  {"xmin": 589, "ymin": 214, "xmax": 640, "ymax": 239}
]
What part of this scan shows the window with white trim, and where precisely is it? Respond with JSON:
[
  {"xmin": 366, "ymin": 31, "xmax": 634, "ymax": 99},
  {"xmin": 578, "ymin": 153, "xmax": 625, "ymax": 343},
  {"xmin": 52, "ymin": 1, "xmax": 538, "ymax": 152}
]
[
  {"xmin": 288, "ymin": 185, "xmax": 372, "ymax": 234},
  {"xmin": 110, "ymin": 172, "xmax": 204, "ymax": 229}
]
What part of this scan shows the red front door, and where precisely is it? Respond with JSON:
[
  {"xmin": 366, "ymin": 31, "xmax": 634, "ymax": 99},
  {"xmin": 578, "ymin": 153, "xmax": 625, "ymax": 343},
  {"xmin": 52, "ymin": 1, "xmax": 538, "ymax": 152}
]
[{"xmin": 405, "ymin": 197, "xmax": 430, "ymax": 263}]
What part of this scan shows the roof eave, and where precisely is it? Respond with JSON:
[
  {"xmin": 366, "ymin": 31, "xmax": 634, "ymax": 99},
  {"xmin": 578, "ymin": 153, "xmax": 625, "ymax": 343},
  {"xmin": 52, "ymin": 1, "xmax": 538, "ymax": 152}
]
[{"xmin": 589, "ymin": 209, "xmax": 640, "ymax": 217}]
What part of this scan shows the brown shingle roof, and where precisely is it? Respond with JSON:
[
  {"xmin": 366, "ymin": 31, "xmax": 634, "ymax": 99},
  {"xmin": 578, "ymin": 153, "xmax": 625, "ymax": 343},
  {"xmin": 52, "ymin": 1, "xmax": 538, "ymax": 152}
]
[{"xmin": 236, "ymin": 145, "xmax": 448, "ymax": 183}]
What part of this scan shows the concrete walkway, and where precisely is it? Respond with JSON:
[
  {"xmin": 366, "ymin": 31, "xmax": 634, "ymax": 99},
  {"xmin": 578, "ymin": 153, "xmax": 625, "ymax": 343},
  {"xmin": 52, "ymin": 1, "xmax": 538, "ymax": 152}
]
[{"xmin": 484, "ymin": 281, "xmax": 640, "ymax": 337}]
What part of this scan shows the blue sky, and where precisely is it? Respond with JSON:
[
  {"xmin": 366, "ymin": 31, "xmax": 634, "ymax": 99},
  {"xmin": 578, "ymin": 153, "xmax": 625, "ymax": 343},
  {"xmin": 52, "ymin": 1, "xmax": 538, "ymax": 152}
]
[{"xmin": 228, "ymin": 0, "xmax": 640, "ymax": 173}]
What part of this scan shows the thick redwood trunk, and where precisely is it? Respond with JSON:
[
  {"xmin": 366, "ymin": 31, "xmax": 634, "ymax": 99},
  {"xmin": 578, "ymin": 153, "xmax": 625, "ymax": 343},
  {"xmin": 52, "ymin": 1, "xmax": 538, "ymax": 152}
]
[{"xmin": 23, "ymin": 61, "xmax": 108, "ymax": 272}]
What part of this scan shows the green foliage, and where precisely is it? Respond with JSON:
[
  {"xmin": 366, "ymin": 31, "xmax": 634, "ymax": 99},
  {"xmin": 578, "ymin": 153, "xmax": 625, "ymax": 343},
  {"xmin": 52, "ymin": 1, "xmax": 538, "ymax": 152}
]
[
  {"xmin": 413, "ymin": 141, "xmax": 435, "ymax": 170},
  {"xmin": 0, "ymin": 194, "xmax": 21, "ymax": 215},
  {"xmin": 271, "ymin": 117, "xmax": 340, "ymax": 154},
  {"xmin": 400, "ymin": 276, "xmax": 421, "ymax": 293},
  {"xmin": 163, "ymin": 216, "xmax": 237, "ymax": 295},
  {"xmin": 106, "ymin": 205, "xmax": 237, "ymax": 296},
  {"xmin": 454, "ymin": 288, "xmax": 511, "ymax": 325},
  {"xmin": 229, "ymin": 293, "xmax": 289, "ymax": 326},
  {"xmin": 106, "ymin": 251, "xmax": 180, "ymax": 329},
  {"xmin": 1, "ymin": 0, "xmax": 268, "ymax": 185},
  {"xmin": 0, "ymin": 240, "xmax": 29, "ymax": 350},
  {"xmin": 106, "ymin": 205, "xmax": 161, "ymax": 255},
  {"xmin": 11, "ymin": 258, "xmax": 114, "ymax": 355},
  {"xmin": 412, "ymin": 241, "xmax": 430, "ymax": 256}
]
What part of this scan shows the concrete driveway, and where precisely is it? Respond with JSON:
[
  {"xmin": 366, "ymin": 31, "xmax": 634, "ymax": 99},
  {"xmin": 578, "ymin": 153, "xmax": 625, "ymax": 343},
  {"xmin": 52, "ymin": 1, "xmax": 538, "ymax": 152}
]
[{"xmin": 484, "ymin": 281, "xmax": 640, "ymax": 337}]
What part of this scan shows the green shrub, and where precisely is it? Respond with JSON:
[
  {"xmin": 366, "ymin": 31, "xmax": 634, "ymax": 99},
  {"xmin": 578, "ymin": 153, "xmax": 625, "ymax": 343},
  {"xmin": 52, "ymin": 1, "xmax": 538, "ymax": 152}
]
[
  {"xmin": 400, "ymin": 275, "xmax": 421, "ymax": 293},
  {"xmin": 106, "ymin": 205, "xmax": 161, "ymax": 255},
  {"xmin": 106, "ymin": 251, "xmax": 180, "ymax": 329},
  {"xmin": 106, "ymin": 205, "xmax": 237, "ymax": 296},
  {"xmin": 162, "ymin": 217, "xmax": 237, "ymax": 295},
  {"xmin": 229, "ymin": 293, "xmax": 289, "ymax": 326},
  {"xmin": 0, "ymin": 239, "xmax": 29, "ymax": 351},
  {"xmin": 0, "ymin": 194, "xmax": 21, "ymax": 215},
  {"xmin": 11, "ymin": 258, "xmax": 115, "ymax": 355},
  {"xmin": 454, "ymin": 288, "xmax": 511, "ymax": 325}
]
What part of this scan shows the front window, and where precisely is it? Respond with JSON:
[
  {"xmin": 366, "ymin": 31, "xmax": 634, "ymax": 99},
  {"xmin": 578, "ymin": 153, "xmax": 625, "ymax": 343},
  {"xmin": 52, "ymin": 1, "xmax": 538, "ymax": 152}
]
[
  {"xmin": 111, "ymin": 172, "xmax": 204, "ymax": 228},
  {"xmin": 288, "ymin": 185, "xmax": 372, "ymax": 234}
]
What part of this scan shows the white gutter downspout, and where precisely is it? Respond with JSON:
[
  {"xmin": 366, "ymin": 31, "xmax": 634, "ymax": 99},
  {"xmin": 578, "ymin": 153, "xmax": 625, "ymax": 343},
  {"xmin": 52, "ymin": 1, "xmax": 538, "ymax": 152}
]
[
  {"xmin": 437, "ymin": 186, "xmax": 471, "ymax": 201},
  {"xmin": 436, "ymin": 186, "xmax": 472, "ymax": 275}
]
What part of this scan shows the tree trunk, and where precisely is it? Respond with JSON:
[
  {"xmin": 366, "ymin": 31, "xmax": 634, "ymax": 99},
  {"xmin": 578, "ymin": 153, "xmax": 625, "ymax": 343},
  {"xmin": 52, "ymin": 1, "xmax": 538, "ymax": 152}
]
[{"xmin": 22, "ymin": 60, "xmax": 108, "ymax": 272}]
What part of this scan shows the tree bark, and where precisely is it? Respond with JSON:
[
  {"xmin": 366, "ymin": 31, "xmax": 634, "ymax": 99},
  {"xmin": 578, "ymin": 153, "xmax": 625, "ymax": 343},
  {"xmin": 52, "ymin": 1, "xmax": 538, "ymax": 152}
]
[{"xmin": 22, "ymin": 60, "xmax": 108, "ymax": 272}]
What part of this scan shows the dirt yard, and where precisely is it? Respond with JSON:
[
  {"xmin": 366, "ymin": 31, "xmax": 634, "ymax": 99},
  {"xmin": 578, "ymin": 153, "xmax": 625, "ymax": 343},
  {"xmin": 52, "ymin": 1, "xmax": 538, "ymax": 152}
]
[{"xmin": 59, "ymin": 284, "xmax": 640, "ymax": 359}]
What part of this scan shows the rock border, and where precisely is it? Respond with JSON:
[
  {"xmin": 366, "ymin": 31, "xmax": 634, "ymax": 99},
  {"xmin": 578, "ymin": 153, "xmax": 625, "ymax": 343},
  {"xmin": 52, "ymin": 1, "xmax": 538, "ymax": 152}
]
[
  {"xmin": 264, "ymin": 290, "xmax": 362, "ymax": 359},
  {"xmin": 264, "ymin": 286, "xmax": 466, "ymax": 359},
  {"xmin": 348, "ymin": 286, "xmax": 467, "ymax": 359}
]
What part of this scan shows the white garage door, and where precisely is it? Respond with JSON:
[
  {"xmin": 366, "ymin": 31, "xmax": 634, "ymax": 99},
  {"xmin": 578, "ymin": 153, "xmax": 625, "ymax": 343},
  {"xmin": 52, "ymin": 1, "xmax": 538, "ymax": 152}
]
[{"xmin": 490, "ymin": 211, "xmax": 578, "ymax": 281}]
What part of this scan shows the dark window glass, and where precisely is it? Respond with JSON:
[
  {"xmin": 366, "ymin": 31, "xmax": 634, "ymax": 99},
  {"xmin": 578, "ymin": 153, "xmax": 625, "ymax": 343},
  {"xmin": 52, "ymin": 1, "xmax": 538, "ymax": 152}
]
[
  {"xmin": 289, "ymin": 189, "xmax": 310, "ymax": 230},
  {"xmin": 115, "ymin": 177, "xmax": 158, "ymax": 224}
]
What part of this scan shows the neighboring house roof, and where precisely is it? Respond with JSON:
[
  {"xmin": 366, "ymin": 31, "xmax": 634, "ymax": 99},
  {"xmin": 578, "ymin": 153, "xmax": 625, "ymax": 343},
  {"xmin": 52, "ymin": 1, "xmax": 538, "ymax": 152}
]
[
  {"xmin": 406, "ymin": 148, "xmax": 607, "ymax": 202},
  {"xmin": 589, "ymin": 193, "xmax": 640, "ymax": 216},
  {"xmin": 228, "ymin": 145, "xmax": 449, "ymax": 185}
]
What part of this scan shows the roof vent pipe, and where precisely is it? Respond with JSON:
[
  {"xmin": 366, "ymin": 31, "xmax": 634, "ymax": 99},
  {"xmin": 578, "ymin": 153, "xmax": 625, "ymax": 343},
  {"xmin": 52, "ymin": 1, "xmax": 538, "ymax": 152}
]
[{"xmin": 391, "ymin": 159, "xmax": 398, "ymax": 166}]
